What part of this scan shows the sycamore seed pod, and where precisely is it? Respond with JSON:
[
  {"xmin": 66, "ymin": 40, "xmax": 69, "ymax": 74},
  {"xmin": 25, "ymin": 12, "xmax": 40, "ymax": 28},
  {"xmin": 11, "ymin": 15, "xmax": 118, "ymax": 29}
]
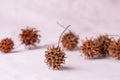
[
  {"xmin": 20, "ymin": 27, "xmax": 40, "ymax": 48},
  {"xmin": 0, "ymin": 38, "xmax": 14, "ymax": 53},
  {"xmin": 61, "ymin": 31, "xmax": 78, "ymax": 50},
  {"xmin": 108, "ymin": 39, "xmax": 120, "ymax": 60},
  {"xmin": 80, "ymin": 39, "xmax": 101, "ymax": 59},
  {"xmin": 45, "ymin": 25, "xmax": 70, "ymax": 70},
  {"xmin": 45, "ymin": 46, "xmax": 65, "ymax": 69},
  {"xmin": 95, "ymin": 35, "xmax": 112, "ymax": 57}
]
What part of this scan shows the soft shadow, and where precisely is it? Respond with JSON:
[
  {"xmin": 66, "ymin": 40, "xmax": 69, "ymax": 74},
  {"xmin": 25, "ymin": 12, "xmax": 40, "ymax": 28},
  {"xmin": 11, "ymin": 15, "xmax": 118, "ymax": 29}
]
[
  {"xmin": 28, "ymin": 44, "xmax": 49, "ymax": 50},
  {"xmin": 10, "ymin": 44, "xmax": 49, "ymax": 53},
  {"xmin": 10, "ymin": 50, "xmax": 22, "ymax": 53},
  {"xmin": 60, "ymin": 66, "xmax": 78, "ymax": 71},
  {"xmin": 72, "ymin": 47, "xmax": 80, "ymax": 51},
  {"xmin": 63, "ymin": 46, "xmax": 80, "ymax": 52}
]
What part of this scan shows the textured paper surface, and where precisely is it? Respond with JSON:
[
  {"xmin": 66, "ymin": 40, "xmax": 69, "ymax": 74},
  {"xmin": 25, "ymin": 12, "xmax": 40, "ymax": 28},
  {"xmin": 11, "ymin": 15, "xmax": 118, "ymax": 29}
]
[{"xmin": 0, "ymin": 0, "xmax": 120, "ymax": 80}]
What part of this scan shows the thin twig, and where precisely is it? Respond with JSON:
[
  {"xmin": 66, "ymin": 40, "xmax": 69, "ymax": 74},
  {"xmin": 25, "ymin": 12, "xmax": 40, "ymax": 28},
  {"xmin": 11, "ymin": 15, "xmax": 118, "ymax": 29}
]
[
  {"xmin": 56, "ymin": 21, "xmax": 71, "ymax": 32},
  {"xmin": 109, "ymin": 34, "xmax": 120, "ymax": 38},
  {"xmin": 14, "ymin": 43, "xmax": 22, "ymax": 49},
  {"xmin": 58, "ymin": 25, "xmax": 71, "ymax": 47}
]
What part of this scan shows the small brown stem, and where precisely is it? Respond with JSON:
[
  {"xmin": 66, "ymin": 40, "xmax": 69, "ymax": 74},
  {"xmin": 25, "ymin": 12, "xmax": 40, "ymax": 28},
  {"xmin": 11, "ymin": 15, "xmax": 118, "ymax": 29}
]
[
  {"xmin": 56, "ymin": 21, "xmax": 72, "ymax": 32},
  {"xmin": 109, "ymin": 34, "xmax": 120, "ymax": 38},
  {"xmin": 14, "ymin": 43, "xmax": 22, "ymax": 49},
  {"xmin": 58, "ymin": 25, "xmax": 70, "ymax": 47}
]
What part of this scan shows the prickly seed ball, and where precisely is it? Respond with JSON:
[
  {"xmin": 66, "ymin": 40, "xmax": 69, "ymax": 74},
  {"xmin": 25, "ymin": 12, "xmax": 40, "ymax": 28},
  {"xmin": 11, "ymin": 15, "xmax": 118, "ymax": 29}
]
[
  {"xmin": 95, "ymin": 35, "xmax": 112, "ymax": 56},
  {"xmin": 61, "ymin": 32, "xmax": 78, "ymax": 50},
  {"xmin": 80, "ymin": 39, "xmax": 101, "ymax": 59},
  {"xmin": 20, "ymin": 27, "xmax": 40, "ymax": 47},
  {"xmin": 108, "ymin": 39, "xmax": 120, "ymax": 60},
  {"xmin": 45, "ymin": 46, "xmax": 66, "ymax": 70},
  {"xmin": 0, "ymin": 38, "xmax": 14, "ymax": 53}
]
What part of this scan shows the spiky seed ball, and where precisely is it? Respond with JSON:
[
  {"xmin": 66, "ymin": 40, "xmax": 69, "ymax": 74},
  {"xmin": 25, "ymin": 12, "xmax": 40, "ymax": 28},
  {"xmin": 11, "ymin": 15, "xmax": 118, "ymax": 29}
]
[
  {"xmin": 108, "ymin": 39, "xmax": 120, "ymax": 60},
  {"xmin": 45, "ymin": 46, "xmax": 66, "ymax": 70},
  {"xmin": 80, "ymin": 39, "xmax": 101, "ymax": 59},
  {"xmin": 20, "ymin": 27, "xmax": 40, "ymax": 47},
  {"xmin": 61, "ymin": 32, "xmax": 78, "ymax": 50},
  {"xmin": 95, "ymin": 35, "xmax": 112, "ymax": 57},
  {"xmin": 0, "ymin": 38, "xmax": 14, "ymax": 53}
]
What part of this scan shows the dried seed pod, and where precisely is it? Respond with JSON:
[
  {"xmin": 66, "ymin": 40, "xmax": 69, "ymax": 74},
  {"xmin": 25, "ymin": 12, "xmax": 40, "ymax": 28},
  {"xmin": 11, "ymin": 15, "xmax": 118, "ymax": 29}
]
[
  {"xmin": 80, "ymin": 39, "xmax": 101, "ymax": 59},
  {"xmin": 61, "ymin": 31, "xmax": 78, "ymax": 50},
  {"xmin": 0, "ymin": 38, "xmax": 14, "ymax": 53},
  {"xmin": 20, "ymin": 27, "xmax": 40, "ymax": 47},
  {"xmin": 45, "ymin": 46, "xmax": 66, "ymax": 69},
  {"xmin": 108, "ymin": 39, "xmax": 120, "ymax": 60},
  {"xmin": 95, "ymin": 35, "xmax": 112, "ymax": 57},
  {"xmin": 45, "ymin": 25, "xmax": 70, "ymax": 70}
]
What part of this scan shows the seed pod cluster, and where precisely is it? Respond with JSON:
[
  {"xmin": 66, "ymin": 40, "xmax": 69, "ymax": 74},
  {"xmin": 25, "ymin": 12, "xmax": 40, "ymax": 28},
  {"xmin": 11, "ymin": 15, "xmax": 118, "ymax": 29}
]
[
  {"xmin": 0, "ymin": 38, "xmax": 14, "ymax": 53},
  {"xmin": 108, "ymin": 39, "xmax": 120, "ymax": 60},
  {"xmin": 61, "ymin": 31, "xmax": 78, "ymax": 50},
  {"xmin": 80, "ymin": 39, "xmax": 101, "ymax": 59},
  {"xmin": 95, "ymin": 35, "xmax": 112, "ymax": 57},
  {"xmin": 45, "ymin": 46, "xmax": 66, "ymax": 70},
  {"xmin": 20, "ymin": 27, "xmax": 40, "ymax": 47}
]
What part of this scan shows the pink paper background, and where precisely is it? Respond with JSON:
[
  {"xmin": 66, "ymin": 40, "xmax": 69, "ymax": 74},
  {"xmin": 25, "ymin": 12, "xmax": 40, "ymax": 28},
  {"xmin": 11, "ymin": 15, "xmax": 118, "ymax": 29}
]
[{"xmin": 0, "ymin": 0, "xmax": 120, "ymax": 80}]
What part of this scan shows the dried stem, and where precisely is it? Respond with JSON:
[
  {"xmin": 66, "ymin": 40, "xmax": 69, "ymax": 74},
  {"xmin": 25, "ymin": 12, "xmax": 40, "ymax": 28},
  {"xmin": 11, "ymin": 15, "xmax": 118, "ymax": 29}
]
[
  {"xmin": 56, "ymin": 21, "xmax": 71, "ymax": 32},
  {"xmin": 58, "ymin": 25, "xmax": 70, "ymax": 47},
  {"xmin": 109, "ymin": 34, "xmax": 120, "ymax": 38},
  {"xmin": 14, "ymin": 43, "xmax": 22, "ymax": 49}
]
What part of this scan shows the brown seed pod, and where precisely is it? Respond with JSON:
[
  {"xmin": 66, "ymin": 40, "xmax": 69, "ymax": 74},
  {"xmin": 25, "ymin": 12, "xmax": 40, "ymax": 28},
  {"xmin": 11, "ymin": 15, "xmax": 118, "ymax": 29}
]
[
  {"xmin": 108, "ymin": 39, "xmax": 120, "ymax": 60},
  {"xmin": 61, "ymin": 31, "xmax": 78, "ymax": 50},
  {"xmin": 45, "ymin": 46, "xmax": 65, "ymax": 69},
  {"xmin": 80, "ymin": 39, "xmax": 101, "ymax": 59},
  {"xmin": 95, "ymin": 35, "xmax": 112, "ymax": 57},
  {"xmin": 20, "ymin": 27, "xmax": 40, "ymax": 47},
  {"xmin": 45, "ymin": 25, "xmax": 70, "ymax": 70},
  {"xmin": 0, "ymin": 38, "xmax": 14, "ymax": 53}
]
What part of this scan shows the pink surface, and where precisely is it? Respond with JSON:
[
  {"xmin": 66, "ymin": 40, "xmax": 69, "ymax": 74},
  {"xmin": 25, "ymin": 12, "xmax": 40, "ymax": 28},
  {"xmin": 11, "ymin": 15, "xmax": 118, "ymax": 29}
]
[{"xmin": 0, "ymin": 0, "xmax": 120, "ymax": 80}]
